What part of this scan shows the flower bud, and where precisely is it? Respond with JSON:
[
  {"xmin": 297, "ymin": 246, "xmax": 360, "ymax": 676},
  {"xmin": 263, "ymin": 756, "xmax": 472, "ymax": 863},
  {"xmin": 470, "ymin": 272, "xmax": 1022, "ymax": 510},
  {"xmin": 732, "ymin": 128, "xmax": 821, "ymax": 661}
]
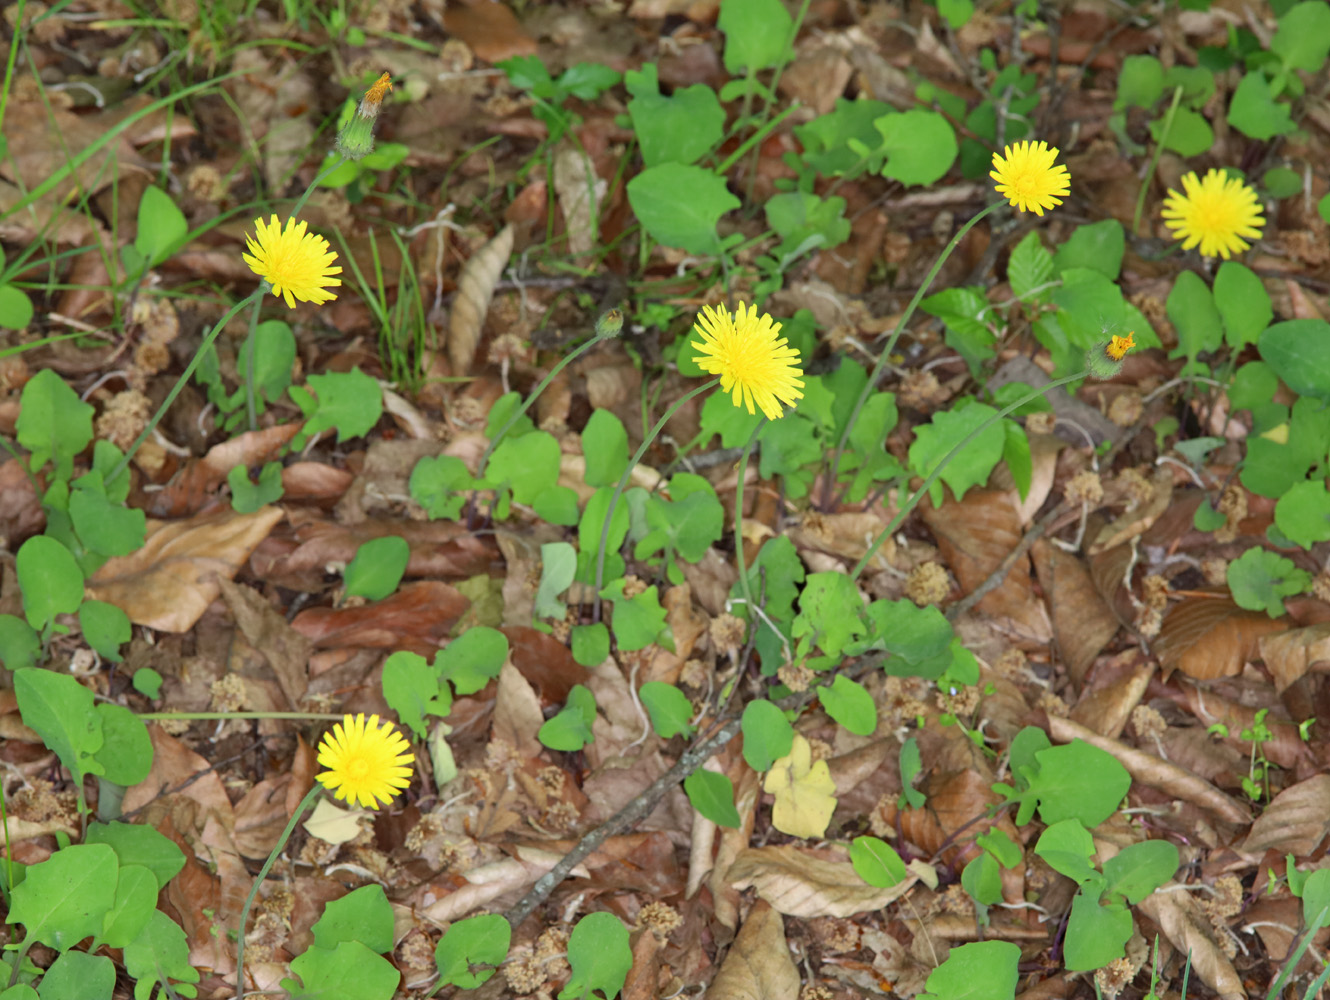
[
  {"xmin": 595, "ymin": 308, "xmax": 624, "ymax": 339},
  {"xmin": 336, "ymin": 72, "xmax": 392, "ymax": 161}
]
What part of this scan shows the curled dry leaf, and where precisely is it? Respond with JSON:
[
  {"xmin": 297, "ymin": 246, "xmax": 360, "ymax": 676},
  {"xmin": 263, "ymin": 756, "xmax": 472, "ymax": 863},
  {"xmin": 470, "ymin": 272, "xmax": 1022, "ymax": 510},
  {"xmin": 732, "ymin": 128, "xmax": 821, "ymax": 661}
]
[
  {"xmin": 704, "ymin": 901, "xmax": 799, "ymax": 1000},
  {"xmin": 725, "ymin": 845, "xmax": 924, "ymax": 918},
  {"xmin": 553, "ymin": 144, "xmax": 606, "ymax": 257},
  {"xmin": 1240, "ymin": 774, "xmax": 1330, "ymax": 856},
  {"xmin": 1087, "ymin": 467, "xmax": 1173, "ymax": 554},
  {"xmin": 1068, "ymin": 655, "xmax": 1153, "ymax": 739},
  {"xmin": 1047, "ymin": 716, "xmax": 1251, "ymax": 825},
  {"xmin": 1030, "ymin": 538, "xmax": 1118, "ymax": 688},
  {"xmin": 1258, "ymin": 623, "xmax": 1330, "ymax": 694},
  {"xmin": 144, "ymin": 424, "xmax": 301, "ymax": 518},
  {"xmin": 291, "ymin": 580, "xmax": 470, "ymax": 655},
  {"xmin": 1154, "ymin": 597, "xmax": 1287, "ymax": 680},
  {"xmin": 216, "ymin": 578, "xmax": 311, "ymax": 709},
  {"xmin": 87, "ymin": 506, "xmax": 285, "ymax": 632},
  {"xmin": 1136, "ymin": 886, "xmax": 1244, "ymax": 999},
  {"xmin": 448, "ymin": 223, "xmax": 513, "ymax": 376}
]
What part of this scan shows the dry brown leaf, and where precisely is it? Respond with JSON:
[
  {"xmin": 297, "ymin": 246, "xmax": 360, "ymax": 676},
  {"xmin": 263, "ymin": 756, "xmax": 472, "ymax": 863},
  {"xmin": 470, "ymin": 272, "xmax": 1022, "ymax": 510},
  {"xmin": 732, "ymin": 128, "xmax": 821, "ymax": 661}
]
[
  {"xmin": 492, "ymin": 660, "xmax": 544, "ymax": 758},
  {"xmin": 144, "ymin": 425, "xmax": 301, "ymax": 517},
  {"xmin": 726, "ymin": 845, "xmax": 923, "ymax": 918},
  {"xmin": 441, "ymin": 1, "xmax": 538, "ymax": 63},
  {"xmin": 621, "ymin": 926, "xmax": 664, "ymax": 1000},
  {"xmin": 1069, "ymin": 655, "xmax": 1153, "ymax": 739},
  {"xmin": 448, "ymin": 224, "xmax": 514, "ymax": 375},
  {"xmin": 87, "ymin": 506, "xmax": 285, "ymax": 632},
  {"xmin": 231, "ymin": 775, "xmax": 292, "ymax": 859},
  {"xmin": 0, "ymin": 457, "xmax": 44, "ymax": 544},
  {"xmin": 1047, "ymin": 716, "xmax": 1251, "ymax": 825},
  {"xmin": 1155, "ymin": 597, "xmax": 1287, "ymax": 680},
  {"xmin": 216, "ymin": 579, "xmax": 311, "ymax": 709},
  {"xmin": 1258, "ymin": 623, "xmax": 1330, "ymax": 693},
  {"xmin": 1240, "ymin": 774, "xmax": 1330, "ymax": 856},
  {"xmin": 553, "ymin": 143, "xmax": 605, "ymax": 257},
  {"xmin": 1031, "ymin": 538, "xmax": 1119, "ymax": 688},
  {"xmin": 1136, "ymin": 886, "xmax": 1244, "ymax": 999},
  {"xmin": 1088, "ymin": 467, "xmax": 1173, "ymax": 554},
  {"xmin": 1013, "ymin": 433, "xmax": 1063, "ymax": 524},
  {"xmin": 920, "ymin": 490, "xmax": 1051, "ymax": 642},
  {"xmin": 291, "ymin": 581, "xmax": 470, "ymax": 655},
  {"xmin": 704, "ymin": 901, "xmax": 799, "ymax": 1000}
]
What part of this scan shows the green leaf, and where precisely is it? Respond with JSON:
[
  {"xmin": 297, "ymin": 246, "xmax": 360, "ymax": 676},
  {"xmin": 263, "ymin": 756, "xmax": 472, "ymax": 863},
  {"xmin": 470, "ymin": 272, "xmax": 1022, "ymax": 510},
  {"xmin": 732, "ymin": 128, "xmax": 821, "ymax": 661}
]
[
  {"xmin": 599, "ymin": 579, "xmax": 671, "ymax": 652},
  {"xmin": 92, "ymin": 703, "xmax": 152, "ymax": 786},
  {"xmin": 1052, "ymin": 220, "xmax": 1125, "ymax": 281},
  {"xmin": 792, "ymin": 572, "xmax": 866, "ymax": 660},
  {"xmin": 132, "ymin": 666, "xmax": 163, "ymax": 699},
  {"xmin": 557, "ymin": 62, "xmax": 621, "ymax": 100},
  {"xmin": 793, "ymin": 98, "xmax": 891, "ymax": 177},
  {"xmin": 920, "ymin": 286, "xmax": 996, "ymax": 374},
  {"xmin": 899, "ymin": 736, "xmax": 926, "ymax": 809},
  {"xmin": 1063, "ymin": 887, "xmax": 1132, "ymax": 971},
  {"xmin": 1149, "ymin": 106, "xmax": 1214, "ymax": 156},
  {"xmin": 908, "ymin": 402, "xmax": 1006, "ymax": 506},
  {"xmin": 1101, "ymin": 839, "xmax": 1179, "ymax": 904},
  {"xmin": 486, "ymin": 430, "xmax": 560, "ymax": 504},
  {"xmin": 228, "ymin": 461, "xmax": 284, "ymax": 513},
  {"xmin": 582, "ymin": 409, "xmax": 629, "ymax": 487},
  {"xmin": 1271, "ymin": 0, "xmax": 1330, "ymax": 70},
  {"xmin": 559, "ymin": 912, "xmax": 631, "ymax": 1000},
  {"xmin": 299, "ymin": 368, "xmax": 383, "ymax": 443},
  {"xmin": 0, "ymin": 285, "xmax": 34, "ymax": 330},
  {"xmin": 283, "ymin": 940, "xmax": 396, "ymax": 1000},
  {"xmin": 850, "ymin": 835, "xmax": 907, "ymax": 887},
  {"xmin": 1034, "ymin": 818, "xmax": 1097, "ymax": 885},
  {"xmin": 99, "ymin": 864, "xmax": 157, "ymax": 949},
  {"xmin": 1024, "ymin": 739, "xmax": 1131, "ymax": 827},
  {"xmin": 34, "ymin": 952, "xmax": 114, "ymax": 1000},
  {"xmin": 717, "ymin": 0, "xmax": 792, "ymax": 73},
  {"xmin": 1228, "ymin": 547, "xmax": 1311, "ymax": 617},
  {"xmin": 683, "ymin": 769, "xmax": 741, "ymax": 828},
  {"xmin": 570, "ymin": 621, "xmax": 610, "ymax": 667},
  {"xmin": 741, "ymin": 699, "xmax": 795, "ymax": 772},
  {"xmin": 976, "ymin": 828, "xmax": 1021, "ymax": 868},
  {"xmin": 1166, "ymin": 269, "xmax": 1223, "ymax": 361},
  {"xmin": 436, "ymin": 627, "xmax": 509, "ymax": 695},
  {"xmin": 69, "ymin": 485, "xmax": 146, "ymax": 557},
  {"xmin": 8, "ymin": 844, "xmax": 118, "ymax": 950},
  {"xmin": 0, "ymin": 614, "xmax": 40, "ymax": 670},
  {"xmin": 1008, "ymin": 230, "xmax": 1055, "ymax": 302},
  {"xmin": 1274, "ymin": 480, "xmax": 1330, "ymax": 549},
  {"xmin": 919, "ymin": 940, "xmax": 1020, "ymax": 1000},
  {"xmin": 381, "ymin": 651, "xmax": 446, "ymax": 740},
  {"xmin": 14, "ymin": 667, "xmax": 104, "ymax": 785},
  {"xmin": 1227, "ymin": 72, "xmax": 1296, "ymax": 139},
  {"xmin": 17, "ymin": 368, "xmax": 94, "ymax": 481},
  {"xmin": 1302, "ymin": 868, "xmax": 1330, "ymax": 927},
  {"xmin": 1214, "ymin": 261, "xmax": 1272, "ymax": 349},
  {"xmin": 624, "ymin": 63, "xmax": 724, "ymax": 167},
  {"xmin": 1115, "ymin": 54, "xmax": 1163, "ymax": 109},
  {"xmin": 857, "ymin": 599, "xmax": 954, "ymax": 665},
  {"xmin": 434, "ymin": 913, "xmax": 510, "ymax": 989},
  {"xmin": 539, "ymin": 685, "xmax": 597, "ymax": 752},
  {"xmin": 875, "ymin": 109, "xmax": 958, "ymax": 187},
  {"xmin": 1259, "ymin": 319, "xmax": 1330, "ymax": 400},
  {"xmin": 84, "ymin": 822, "xmax": 185, "ymax": 891},
  {"xmin": 765, "ymin": 191, "xmax": 851, "ymax": 264},
  {"xmin": 408, "ymin": 454, "xmax": 472, "ymax": 520},
  {"xmin": 312, "ymin": 885, "xmax": 394, "ymax": 954},
  {"xmin": 132, "ymin": 186, "xmax": 188, "ymax": 269},
  {"xmin": 818, "ymin": 675, "xmax": 877, "ymax": 735},
  {"xmin": 638, "ymin": 682, "xmax": 694, "ymax": 739},
  {"xmin": 242, "ymin": 320, "xmax": 297, "ymax": 406},
  {"xmin": 961, "ymin": 851, "xmax": 1003, "ymax": 905},
  {"xmin": 343, "ymin": 536, "xmax": 410, "ymax": 602},
  {"xmin": 626, "ymin": 164, "xmax": 740, "ymax": 255},
  {"xmin": 536, "ymin": 542, "xmax": 577, "ymax": 621}
]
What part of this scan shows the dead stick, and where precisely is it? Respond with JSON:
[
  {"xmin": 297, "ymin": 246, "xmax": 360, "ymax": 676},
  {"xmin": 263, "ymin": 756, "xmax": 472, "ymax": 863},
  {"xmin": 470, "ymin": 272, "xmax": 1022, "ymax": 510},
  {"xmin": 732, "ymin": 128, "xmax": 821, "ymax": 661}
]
[{"xmin": 503, "ymin": 718, "xmax": 742, "ymax": 928}]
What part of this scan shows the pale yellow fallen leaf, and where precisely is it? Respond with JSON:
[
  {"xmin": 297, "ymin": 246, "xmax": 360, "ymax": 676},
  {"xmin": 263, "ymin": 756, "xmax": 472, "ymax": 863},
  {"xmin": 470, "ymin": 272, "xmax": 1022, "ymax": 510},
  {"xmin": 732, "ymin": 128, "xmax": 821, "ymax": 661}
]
[
  {"xmin": 763, "ymin": 734, "xmax": 837, "ymax": 839},
  {"xmin": 303, "ymin": 797, "xmax": 366, "ymax": 846}
]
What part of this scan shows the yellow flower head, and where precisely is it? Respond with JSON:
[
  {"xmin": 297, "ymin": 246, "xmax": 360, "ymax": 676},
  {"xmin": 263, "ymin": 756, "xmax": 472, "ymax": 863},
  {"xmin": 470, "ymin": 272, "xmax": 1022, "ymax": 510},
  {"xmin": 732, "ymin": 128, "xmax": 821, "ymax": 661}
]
[
  {"xmin": 690, "ymin": 302, "xmax": 805, "ymax": 420},
  {"xmin": 1106, "ymin": 332, "xmax": 1135, "ymax": 361},
  {"xmin": 990, "ymin": 140, "xmax": 1071, "ymax": 216},
  {"xmin": 316, "ymin": 713, "xmax": 413, "ymax": 810},
  {"xmin": 242, "ymin": 215, "xmax": 342, "ymax": 309},
  {"xmin": 1161, "ymin": 168, "xmax": 1265, "ymax": 260}
]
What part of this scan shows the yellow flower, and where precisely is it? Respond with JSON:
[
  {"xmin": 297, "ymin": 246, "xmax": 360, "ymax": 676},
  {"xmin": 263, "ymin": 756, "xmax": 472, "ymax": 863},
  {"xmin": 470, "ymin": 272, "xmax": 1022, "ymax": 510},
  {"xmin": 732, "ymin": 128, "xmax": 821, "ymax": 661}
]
[
  {"xmin": 316, "ymin": 713, "xmax": 413, "ymax": 810},
  {"xmin": 1161, "ymin": 168, "xmax": 1265, "ymax": 260},
  {"xmin": 990, "ymin": 140, "xmax": 1071, "ymax": 216},
  {"xmin": 242, "ymin": 215, "xmax": 342, "ymax": 309},
  {"xmin": 1106, "ymin": 332, "xmax": 1135, "ymax": 361},
  {"xmin": 691, "ymin": 302, "xmax": 805, "ymax": 420}
]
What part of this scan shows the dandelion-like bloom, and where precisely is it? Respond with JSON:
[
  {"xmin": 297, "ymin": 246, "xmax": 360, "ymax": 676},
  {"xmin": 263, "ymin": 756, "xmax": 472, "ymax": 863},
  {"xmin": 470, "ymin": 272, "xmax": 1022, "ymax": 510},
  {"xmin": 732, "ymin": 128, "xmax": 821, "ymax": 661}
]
[
  {"xmin": 1106, "ymin": 332, "xmax": 1135, "ymax": 361},
  {"xmin": 1161, "ymin": 168, "xmax": 1265, "ymax": 260},
  {"xmin": 990, "ymin": 140, "xmax": 1071, "ymax": 216},
  {"xmin": 242, "ymin": 215, "xmax": 342, "ymax": 309},
  {"xmin": 316, "ymin": 713, "xmax": 413, "ymax": 810},
  {"xmin": 691, "ymin": 302, "xmax": 804, "ymax": 420}
]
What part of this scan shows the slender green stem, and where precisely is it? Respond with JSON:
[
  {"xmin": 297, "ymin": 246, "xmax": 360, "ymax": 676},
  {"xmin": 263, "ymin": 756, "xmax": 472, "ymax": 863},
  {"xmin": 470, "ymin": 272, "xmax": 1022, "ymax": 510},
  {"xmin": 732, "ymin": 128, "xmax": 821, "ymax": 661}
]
[
  {"xmin": 6, "ymin": 939, "xmax": 31, "ymax": 988},
  {"xmin": 110, "ymin": 291, "xmax": 261, "ymax": 483},
  {"xmin": 715, "ymin": 102, "xmax": 802, "ymax": 176},
  {"xmin": 825, "ymin": 202, "xmax": 1001, "ymax": 509},
  {"xmin": 243, "ymin": 294, "xmax": 263, "ymax": 432},
  {"xmin": 286, "ymin": 156, "xmax": 349, "ymax": 221},
  {"xmin": 0, "ymin": 778, "xmax": 12, "ymax": 895},
  {"xmin": 234, "ymin": 784, "xmax": 322, "ymax": 999},
  {"xmin": 1132, "ymin": 86, "xmax": 1182, "ymax": 237},
  {"xmin": 849, "ymin": 370, "xmax": 1088, "ymax": 580},
  {"xmin": 730, "ymin": 421, "xmax": 765, "ymax": 625},
  {"xmin": 477, "ymin": 330, "xmax": 610, "ymax": 479},
  {"xmin": 593, "ymin": 379, "xmax": 720, "ymax": 612},
  {"xmin": 138, "ymin": 711, "xmax": 346, "ymax": 721},
  {"xmin": 0, "ymin": 0, "xmax": 25, "ymax": 135}
]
